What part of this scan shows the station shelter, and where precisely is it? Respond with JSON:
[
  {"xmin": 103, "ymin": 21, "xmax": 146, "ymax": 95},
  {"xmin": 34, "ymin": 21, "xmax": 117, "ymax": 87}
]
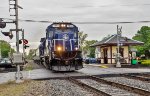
[{"xmin": 91, "ymin": 34, "xmax": 143, "ymax": 64}]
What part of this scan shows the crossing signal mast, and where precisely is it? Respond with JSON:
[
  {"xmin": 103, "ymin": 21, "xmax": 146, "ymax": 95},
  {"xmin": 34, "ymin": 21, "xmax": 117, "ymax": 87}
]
[
  {"xmin": 116, "ymin": 25, "xmax": 122, "ymax": 68},
  {"xmin": 8, "ymin": 0, "xmax": 24, "ymax": 83},
  {"xmin": 9, "ymin": 0, "xmax": 21, "ymax": 53}
]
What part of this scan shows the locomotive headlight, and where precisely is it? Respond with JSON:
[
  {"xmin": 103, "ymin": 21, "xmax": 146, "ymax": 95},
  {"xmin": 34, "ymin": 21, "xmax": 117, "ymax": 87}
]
[
  {"xmin": 75, "ymin": 47, "xmax": 78, "ymax": 50},
  {"xmin": 57, "ymin": 47, "xmax": 62, "ymax": 51},
  {"xmin": 61, "ymin": 24, "xmax": 66, "ymax": 28}
]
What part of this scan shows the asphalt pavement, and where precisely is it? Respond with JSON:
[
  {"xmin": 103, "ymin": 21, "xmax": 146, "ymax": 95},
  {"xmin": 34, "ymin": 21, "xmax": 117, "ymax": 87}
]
[{"xmin": 0, "ymin": 62, "xmax": 150, "ymax": 84}]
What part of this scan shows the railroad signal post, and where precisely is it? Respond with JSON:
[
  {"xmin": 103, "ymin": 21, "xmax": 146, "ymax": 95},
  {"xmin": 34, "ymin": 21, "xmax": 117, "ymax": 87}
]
[
  {"xmin": 9, "ymin": 0, "xmax": 24, "ymax": 83},
  {"xmin": 22, "ymin": 30, "xmax": 29, "ymax": 65},
  {"xmin": 116, "ymin": 25, "xmax": 122, "ymax": 68}
]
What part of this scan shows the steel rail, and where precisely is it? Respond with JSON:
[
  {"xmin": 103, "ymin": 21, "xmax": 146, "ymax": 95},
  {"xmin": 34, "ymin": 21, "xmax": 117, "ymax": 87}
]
[
  {"xmin": 123, "ymin": 74, "xmax": 150, "ymax": 83},
  {"xmin": 89, "ymin": 76, "xmax": 150, "ymax": 96},
  {"xmin": 67, "ymin": 76, "xmax": 111, "ymax": 96}
]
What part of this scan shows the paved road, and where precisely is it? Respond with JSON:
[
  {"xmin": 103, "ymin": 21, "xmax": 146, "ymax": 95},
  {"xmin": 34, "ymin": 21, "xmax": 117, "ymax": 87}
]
[{"xmin": 0, "ymin": 62, "xmax": 150, "ymax": 84}]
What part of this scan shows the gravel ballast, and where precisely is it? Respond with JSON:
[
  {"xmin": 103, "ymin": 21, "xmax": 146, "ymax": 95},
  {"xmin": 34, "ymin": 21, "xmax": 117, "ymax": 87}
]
[
  {"xmin": 103, "ymin": 77, "xmax": 150, "ymax": 91},
  {"xmin": 78, "ymin": 79, "xmax": 139, "ymax": 96},
  {"xmin": 22, "ymin": 80, "xmax": 95, "ymax": 96}
]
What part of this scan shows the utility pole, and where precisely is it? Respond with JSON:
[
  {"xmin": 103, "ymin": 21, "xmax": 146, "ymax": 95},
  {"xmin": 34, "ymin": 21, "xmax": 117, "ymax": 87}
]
[{"xmin": 116, "ymin": 25, "xmax": 122, "ymax": 67}]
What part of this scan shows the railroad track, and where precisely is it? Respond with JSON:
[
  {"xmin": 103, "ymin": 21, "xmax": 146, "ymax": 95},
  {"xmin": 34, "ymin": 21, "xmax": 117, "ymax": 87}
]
[
  {"xmin": 123, "ymin": 74, "xmax": 150, "ymax": 83},
  {"xmin": 33, "ymin": 72, "xmax": 150, "ymax": 96},
  {"xmin": 32, "ymin": 67, "xmax": 150, "ymax": 96},
  {"xmin": 66, "ymin": 75, "xmax": 149, "ymax": 96},
  {"xmin": 67, "ymin": 76, "xmax": 110, "ymax": 96},
  {"xmin": 140, "ymin": 74, "xmax": 150, "ymax": 78}
]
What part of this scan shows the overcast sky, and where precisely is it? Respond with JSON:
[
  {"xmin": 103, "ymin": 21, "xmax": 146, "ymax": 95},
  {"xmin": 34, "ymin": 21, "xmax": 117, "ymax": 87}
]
[{"xmin": 0, "ymin": 0, "xmax": 150, "ymax": 52}]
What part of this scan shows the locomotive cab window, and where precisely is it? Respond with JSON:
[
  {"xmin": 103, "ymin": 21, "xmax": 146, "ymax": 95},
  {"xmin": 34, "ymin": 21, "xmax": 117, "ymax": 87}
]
[
  {"xmin": 55, "ymin": 29, "xmax": 72, "ymax": 33},
  {"xmin": 74, "ymin": 32, "xmax": 77, "ymax": 38},
  {"xmin": 49, "ymin": 31, "xmax": 54, "ymax": 38}
]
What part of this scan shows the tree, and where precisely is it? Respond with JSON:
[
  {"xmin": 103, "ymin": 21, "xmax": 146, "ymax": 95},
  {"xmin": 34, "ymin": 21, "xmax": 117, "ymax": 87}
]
[
  {"xmin": 132, "ymin": 26, "xmax": 150, "ymax": 57},
  {"xmin": 78, "ymin": 32, "xmax": 88, "ymax": 58},
  {"xmin": 84, "ymin": 40, "xmax": 98, "ymax": 58},
  {"xmin": 79, "ymin": 31, "xmax": 88, "ymax": 50},
  {"xmin": 27, "ymin": 49, "xmax": 36, "ymax": 59},
  {"xmin": 0, "ymin": 40, "xmax": 15, "ymax": 58}
]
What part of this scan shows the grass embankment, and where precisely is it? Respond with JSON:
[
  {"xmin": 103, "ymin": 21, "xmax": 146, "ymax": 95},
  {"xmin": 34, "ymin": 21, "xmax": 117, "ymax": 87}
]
[
  {"xmin": 140, "ymin": 60, "xmax": 150, "ymax": 67},
  {"xmin": 24, "ymin": 63, "xmax": 34, "ymax": 71},
  {"xmin": 0, "ymin": 80, "xmax": 31, "ymax": 96},
  {"xmin": 23, "ymin": 63, "xmax": 33, "ymax": 71}
]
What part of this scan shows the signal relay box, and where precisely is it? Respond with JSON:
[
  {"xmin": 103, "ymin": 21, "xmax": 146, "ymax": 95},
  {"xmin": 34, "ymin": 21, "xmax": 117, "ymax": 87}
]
[{"xmin": 13, "ymin": 53, "xmax": 24, "ymax": 65}]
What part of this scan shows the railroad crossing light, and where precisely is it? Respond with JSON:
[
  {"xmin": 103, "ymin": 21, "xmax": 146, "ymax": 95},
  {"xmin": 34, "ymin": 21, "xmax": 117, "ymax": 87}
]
[
  {"xmin": 1, "ymin": 31, "xmax": 10, "ymax": 36},
  {"xmin": 23, "ymin": 39, "xmax": 28, "ymax": 45},
  {"xmin": 24, "ymin": 44, "xmax": 29, "ymax": 49},
  {"xmin": 0, "ymin": 19, "xmax": 6, "ymax": 28},
  {"xmin": 19, "ymin": 40, "xmax": 22, "ymax": 44},
  {"xmin": 1, "ymin": 31, "xmax": 13, "ymax": 39},
  {"xmin": 9, "ymin": 32, "xmax": 13, "ymax": 39}
]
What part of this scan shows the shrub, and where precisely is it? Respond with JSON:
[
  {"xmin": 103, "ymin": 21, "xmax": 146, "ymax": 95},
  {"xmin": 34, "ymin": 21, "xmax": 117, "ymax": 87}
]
[{"xmin": 140, "ymin": 60, "xmax": 150, "ymax": 66}]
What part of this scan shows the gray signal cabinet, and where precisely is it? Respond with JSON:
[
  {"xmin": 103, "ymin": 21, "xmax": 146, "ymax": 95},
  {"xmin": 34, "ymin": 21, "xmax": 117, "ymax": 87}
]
[{"xmin": 13, "ymin": 53, "xmax": 24, "ymax": 65}]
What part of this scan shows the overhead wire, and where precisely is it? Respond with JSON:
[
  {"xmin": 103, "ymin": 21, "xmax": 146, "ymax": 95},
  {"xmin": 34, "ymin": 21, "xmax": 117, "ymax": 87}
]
[
  {"xmin": 1, "ymin": 2, "xmax": 150, "ymax": 24},
  {"xmin": 2, "ymin": 18, "xmax": 150, "ymax": 24},
  {"xmin": 68, "ymin": 3, "xmax": 150, "ymax": 8}
]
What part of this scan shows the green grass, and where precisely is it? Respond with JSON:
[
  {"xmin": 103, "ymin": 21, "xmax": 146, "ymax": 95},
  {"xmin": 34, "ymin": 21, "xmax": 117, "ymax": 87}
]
[
  {"xmin": 24, "ymin": 64, "xmax": 33, "ymax": 71},
  {"xmin": 0, "ymin": 80, "xmax": 31, "ymax": 96},
  {"xmin": 140, "ymin": 60, "xmax": 150, "ymax": 66}
]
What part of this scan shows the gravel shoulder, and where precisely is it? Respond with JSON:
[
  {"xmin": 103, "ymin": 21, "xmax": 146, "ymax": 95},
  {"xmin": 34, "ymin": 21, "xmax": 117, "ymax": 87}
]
[{"xmin": 0, "ymin": 79, "xmax": 96, "ymax": 96}]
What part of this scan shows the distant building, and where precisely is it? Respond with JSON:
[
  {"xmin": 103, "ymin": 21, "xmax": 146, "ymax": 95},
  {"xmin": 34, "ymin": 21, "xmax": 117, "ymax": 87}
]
[{"xmin": 91, "ymin": 34, "xmax": 143, "ymax": 64}]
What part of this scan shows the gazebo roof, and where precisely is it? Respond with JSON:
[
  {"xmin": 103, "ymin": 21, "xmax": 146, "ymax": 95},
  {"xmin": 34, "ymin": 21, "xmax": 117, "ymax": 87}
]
[{"xmin": 91, "ymin": 34, "xmax": 144, "ymax": 47}]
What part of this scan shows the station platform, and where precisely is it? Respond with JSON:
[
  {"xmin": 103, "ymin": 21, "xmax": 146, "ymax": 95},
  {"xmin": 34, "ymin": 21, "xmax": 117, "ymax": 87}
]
[{"xmin": 85, "ymin": 63, "xmax": 149, "ymax": 68}]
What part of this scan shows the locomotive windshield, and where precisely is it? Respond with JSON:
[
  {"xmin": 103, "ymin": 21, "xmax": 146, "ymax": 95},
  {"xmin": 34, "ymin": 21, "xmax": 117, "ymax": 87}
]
[{"xmin": 54, "ymin": 29, "xmax": 73, "ymax": 33}]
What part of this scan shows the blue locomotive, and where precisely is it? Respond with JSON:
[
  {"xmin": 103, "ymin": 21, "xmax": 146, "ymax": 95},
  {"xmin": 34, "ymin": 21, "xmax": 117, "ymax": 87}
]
[{"xmin": 39, "ymin": 22, "xmax": 83, "ymax": 71}]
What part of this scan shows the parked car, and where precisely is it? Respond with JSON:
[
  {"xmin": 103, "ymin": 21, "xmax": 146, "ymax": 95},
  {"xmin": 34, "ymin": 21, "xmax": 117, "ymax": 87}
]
[
  {"xmin": 0, "ymin": 58, "xmax": 2, "ymax": 62},
  {"xmin": 0, "ymin": 58, "xmax": 13, "ymax": 68},
  {"xmin": 84, "ymin": 58, "xmax": 97, "ymax": 64}
]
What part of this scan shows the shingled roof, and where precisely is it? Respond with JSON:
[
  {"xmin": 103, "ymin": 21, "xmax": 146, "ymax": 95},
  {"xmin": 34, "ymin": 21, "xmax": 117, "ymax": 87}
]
[{"xmin": 91, "ymin": 34, "xmax": 144, "ymax": 47}]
